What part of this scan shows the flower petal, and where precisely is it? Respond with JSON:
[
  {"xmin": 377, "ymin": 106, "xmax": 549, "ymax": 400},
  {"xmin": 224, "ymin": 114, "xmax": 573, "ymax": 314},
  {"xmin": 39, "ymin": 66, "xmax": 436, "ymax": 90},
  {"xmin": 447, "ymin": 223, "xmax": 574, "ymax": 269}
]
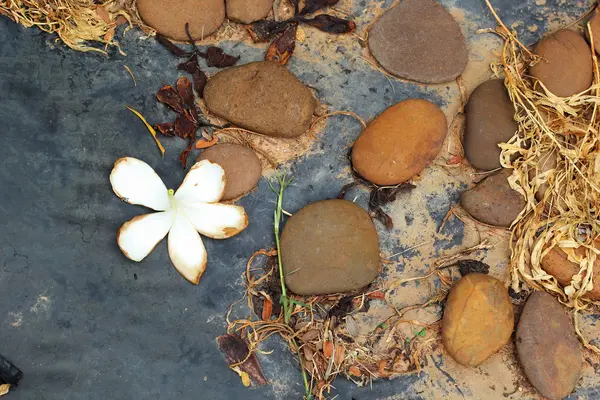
[
  {"xmin": 110, "ymin": 157, "xmax": 171, "ymax": 211},
  {"xmin": 174, "ymin": 160, "xmax": 226, "ymax": 205},
  {"xmin": 183, "ymin": 203, "xmax": 249, "ymax": 239},
  {"xmin": 117, "ymin": 211, "xmax": 174, "ymax": 262},
  {"xmin": 168, "ymin": 211, "xmax": 208, "ymax": 284}
]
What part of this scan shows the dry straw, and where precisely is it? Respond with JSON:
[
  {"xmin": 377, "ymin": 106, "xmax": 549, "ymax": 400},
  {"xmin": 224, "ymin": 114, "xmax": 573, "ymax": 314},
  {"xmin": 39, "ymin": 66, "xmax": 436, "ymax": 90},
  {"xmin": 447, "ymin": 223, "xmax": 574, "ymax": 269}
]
[
  {"xmin": 484, "ymin": 0, "xmax": 600, "ymax": 350},
  {"xmin": 0, "ymin": 0, "xmax": 144, "ymax": 54}
]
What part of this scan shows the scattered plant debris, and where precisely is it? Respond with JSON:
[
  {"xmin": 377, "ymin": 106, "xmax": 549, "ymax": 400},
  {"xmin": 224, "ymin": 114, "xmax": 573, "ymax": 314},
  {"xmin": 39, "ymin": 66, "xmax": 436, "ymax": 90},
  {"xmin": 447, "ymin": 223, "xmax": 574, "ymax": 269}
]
[
  {"xmin": 223, "ymin": 176, "xmax": 442, "ymax": 399},
  {"xmin": 248, "ymin": 0, "xmax": 356, "ymax": 65},
  {"xmin": 217, "ymin": 334, "xmax": 267, "ymax": 386},
  {"xmin": 152, "ymin": 77, "xmax": 229, "ymax": 168},
  {"xmin": 146, "ymin": 23, "xmax": 240, "ymax": 167},
  {"xmin": 457, "ymin": 259, "xmax": 490, "ymax": 276}
]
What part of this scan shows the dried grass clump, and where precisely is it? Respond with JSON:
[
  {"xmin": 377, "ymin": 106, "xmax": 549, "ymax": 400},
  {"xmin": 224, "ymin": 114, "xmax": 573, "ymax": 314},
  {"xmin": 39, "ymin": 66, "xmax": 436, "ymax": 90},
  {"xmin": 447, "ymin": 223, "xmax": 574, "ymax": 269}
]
[
  {"xmin": 0, "ymin": 0, "xmax": 145, "ymax": 54},
  {"xmin": 484, "ymin": 1, "xmax": 600, "ymax": 342},
  {"xmin": 225, "ymin": 250, "xmax": 436, "ymax": 400}
]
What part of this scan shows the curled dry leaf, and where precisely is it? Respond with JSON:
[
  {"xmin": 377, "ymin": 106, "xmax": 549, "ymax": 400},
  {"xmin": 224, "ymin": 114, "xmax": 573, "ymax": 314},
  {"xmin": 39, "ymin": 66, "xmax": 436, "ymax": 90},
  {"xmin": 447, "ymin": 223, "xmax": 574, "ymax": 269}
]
[
  {"xmin": 303, "ymin": 346, "xmax": 315, "ymax": 361},
  {"xmin": 334, "ymin": 344, "xmax": 345, "ymax": 366},
  {"xmin": 457, "ymin": 259, "xmax": 490, "ymax": 276},
  {"xmin": 265, "ymin": 23, "xmax": 297, "ymax": 65},
  {"xmin": 155, "ymin": 33, "xmax": 189, "ymax": 57},
  {"xmin": 195, "ymin": 135, "xmax": 219, "ymax": 149},
  {"xmin": 205, "ymin": 46, "xmax": 240, "ymax": 68},
  {"xmin": 368, "ymin": 290, "xmax": 386, "ymax": 299},
  {"xmin": 155, "ymin": 123, "xmax": 176, "ymax": 137},
  {"xmin": 297, "ymin": 14, "xmax": 356, "ymax": 34},
  {"xmin": 349, "ymin": 365, "xmax": 361, "ymax": 377},
  {"xmin": 262, "ymin": 298, "xmax": 273, "ymax": 321},
  {"xmin": 157, "ymin": 85, "xmax": 184, "ymax": 114},
  {"xmin": 323, "ymin": 340, "xmax": 333, "ymax": 358},
  {"xmin": 247, "ymin": 20, "xmax": 292, "ymax": 42},
  {"xmin": 217, "ymin": 334, "xmax": 267, "ymax": 386},
  {"xmin": 179, "ymin": 138, "xmax": 196, "ymax": 169},
  {"xmin": 174, "ymin": 113, "xmax": 197, "ymax": 138},
  {"xmin": 299, "ymin": 0, "xmax": 340, "ymax": 15},
  {"xmin": 301, "ymin": 329, "xmax": 321, "ymax": 342},
  {"xmin": 176, "ymin": 77, "xmax": 195, "ymax": 108},
  {"xmin": 177, "ymin": 57, "xmax": 208, "ymax": 98}
]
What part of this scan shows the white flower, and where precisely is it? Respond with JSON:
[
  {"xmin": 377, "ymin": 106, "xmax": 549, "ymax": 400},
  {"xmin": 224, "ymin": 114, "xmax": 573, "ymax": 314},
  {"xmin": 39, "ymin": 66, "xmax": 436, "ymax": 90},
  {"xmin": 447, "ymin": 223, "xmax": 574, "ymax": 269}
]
[{"xmin": 110, "ymin": 157, "xmax": 248, "ymax": 284}]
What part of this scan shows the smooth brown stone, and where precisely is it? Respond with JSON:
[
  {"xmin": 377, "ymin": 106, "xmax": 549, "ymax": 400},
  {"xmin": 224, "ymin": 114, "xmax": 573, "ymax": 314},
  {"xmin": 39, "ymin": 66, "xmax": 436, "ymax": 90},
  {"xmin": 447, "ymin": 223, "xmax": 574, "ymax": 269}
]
[
  {"xmin": 530, "ymin": 29, "xmax": 593, "ymax": 97},
  {"xmin": 280, "ymin": 200, "xmax": 380, "ymax": 295},
  {"xmin": 464, "ymin": 79, "xmax": 517, "ymax": 170},
  {"xmin": 204, "ymin": 62, "xmax": 317, "ymax": 138},
  {"xmin": 541, "ymin": 245, "xmax": 600, "ymax": 300},
  {"xmin": 227, "ymin": 0, "xmax": 273, "ymax": 24},
  {"xmin": 196, "ymin": 143, "xmax": 262, "ymax": 200},
  {"xmin": 460, "ymin": 169, "xmax": 525, "ymax": 227},
  {"xmin": 351, "ymin": 99, "xmax": 447, "ymax": 185},
  {"xmin": 442, "ymin": 273, "xmax": 514, "ymax": 366},
  {"xmin": 137, "ymin": 0, "xmax": 225, "ymax": 41},
  {"xmin": 516, "ymin": 292, "xmax": 582, "ymax": 400},
  {"xmin": 368, "ymin": 0, "xmax": 468, "ymax": 83}
]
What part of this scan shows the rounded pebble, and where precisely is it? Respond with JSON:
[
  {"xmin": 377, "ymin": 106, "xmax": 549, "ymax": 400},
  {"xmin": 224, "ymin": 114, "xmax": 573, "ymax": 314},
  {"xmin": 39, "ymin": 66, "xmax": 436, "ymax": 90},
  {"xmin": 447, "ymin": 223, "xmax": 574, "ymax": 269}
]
[
  {"xmin": 442, "ymin": 273, "xmax": 514, "ymax": 366},
  {"xmin": 351, "ymin": 99, "xmax": 447, "ymax": 186},
  {"xmin": 516, "ymin": 291, "xmax": 582, "ymax": 400},
  {"xmin": 280, "ymin": 200, "xmax": 380, "ymax": 295},
  {"xmin": 368, "ymin": 0, "xmax": 468, "ymax": 83},
  {"xmin": 196, "ymin": 143, "xmax": 262, "ymax": 200},
  {"xmin": 464, "ymin": 79, "xmax": 517, "ymax": 171},
  {"xmin": 530, "ymin": 29, "xmax": 593, "ymax": 97}
]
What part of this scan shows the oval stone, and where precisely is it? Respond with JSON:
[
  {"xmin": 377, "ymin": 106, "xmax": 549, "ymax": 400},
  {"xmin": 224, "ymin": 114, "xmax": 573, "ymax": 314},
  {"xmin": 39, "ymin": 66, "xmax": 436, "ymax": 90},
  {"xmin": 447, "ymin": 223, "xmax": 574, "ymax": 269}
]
[
  {"xmin": 368, "ymin": 0, "xmax": 468, "ymax": 83},
  {"xmin": 530, "ymin": 29, "xmax": 593, "ymax": 97},
  {"xmin": 351, "ymin": 99, "xmax": 447, "ymax": 186},
  {"xmin": 196, "ymin": 143, "xmax": 262, "ymax": 200},
  {"xmin": 516, "ymin": 292, "xmax": 582, "ymax": 400},
  {"xmin": 280, "ymin": 200, "xmax": 380, "ymax": 295},
  {"xmin": 227, "ymin": 0, "xmax": 274, "ymax": 24},
  {"xmin": 204, "ymin": 61, "xmax": 317, "ymax": 138},
  {"xmin": 541, "ymin": 245, "xmax": 600, "ymax": 300},
  {"xmin": 460, "ymin": 169, "xmax": 525, "ymax": 227},
  {"xmin": 137, "ymin": 0, "xmax": 225, "ymax": 41},
  {"xmin": 464, "ymin": 79, "xmax": 517, "ymax": 171},
  {"xmin": 442, "ymin": 273, "xmax": 514, "ymax": 366}
]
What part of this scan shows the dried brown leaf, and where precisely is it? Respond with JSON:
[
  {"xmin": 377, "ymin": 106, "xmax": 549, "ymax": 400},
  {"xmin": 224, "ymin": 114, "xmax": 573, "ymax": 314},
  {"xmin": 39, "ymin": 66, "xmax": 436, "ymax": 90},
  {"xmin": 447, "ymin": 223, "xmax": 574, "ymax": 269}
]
[
  {"xmin": 156, "ymin": 34, "xmax": 189, "ymax": 57},
  {"xmin": 195, "ymin": 135, "xmax": 219, "ymax": 149},
  {"xmin": 217, "ymin": 334, "xmax": 267, "ymax": 386},
  {"xmin": 297, "ymin": 14, "xmax": 356, "ymax": 34},
  {"xmin": 247, "ymin": 20, "xmax": 292, "ymax": 42},
  {"xmin": 155, "ymin": 123, "xmax": 176, "ymax": 137},
  {"xmin": 334, "ymin": 344, "xmax": 345, "ymax": 366},
  {"xmin": 157, "ymin": 86, "xmax": 184, "ymax": 114},
  {"xmin": 261, "ymin": 298, "xmax": 273, "ymax": 321},
  {"xmin": 174, "ymin": 112, "xmax": 197, "ymax": 139},
  {"xmin": 205, "ymin": 47, "xmax": 239, "ymax": 68},
  {"xmin": 265, "ymin": 23, "xmax": 297, "ymax": 65},
  {"xmin": 300, "ymin": 0, "xmax": 340, "ymax": 15},
  {"xmin": 323, "ymin": 340, "xmax": 333, "ymax": 358},
  {"xmin": 176, "ymin": 77, "xmax": 195, "ymax": 108}
]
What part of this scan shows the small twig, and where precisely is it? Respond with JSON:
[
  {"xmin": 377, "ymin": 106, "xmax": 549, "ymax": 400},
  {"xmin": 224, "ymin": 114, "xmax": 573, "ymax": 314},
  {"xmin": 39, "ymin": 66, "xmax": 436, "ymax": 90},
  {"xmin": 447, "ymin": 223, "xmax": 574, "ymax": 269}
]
[{"xmin": 123, "ymin": 65, "xmax": 136, "ymax": 87}]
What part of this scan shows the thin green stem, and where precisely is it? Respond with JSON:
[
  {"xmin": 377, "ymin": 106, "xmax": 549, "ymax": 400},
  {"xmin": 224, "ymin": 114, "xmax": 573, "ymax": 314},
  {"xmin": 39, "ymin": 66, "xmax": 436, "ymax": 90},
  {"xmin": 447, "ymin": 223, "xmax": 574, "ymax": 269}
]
[{"xmin": 271, "ymin": 175, "xmax": 312, "ymax": 400}]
